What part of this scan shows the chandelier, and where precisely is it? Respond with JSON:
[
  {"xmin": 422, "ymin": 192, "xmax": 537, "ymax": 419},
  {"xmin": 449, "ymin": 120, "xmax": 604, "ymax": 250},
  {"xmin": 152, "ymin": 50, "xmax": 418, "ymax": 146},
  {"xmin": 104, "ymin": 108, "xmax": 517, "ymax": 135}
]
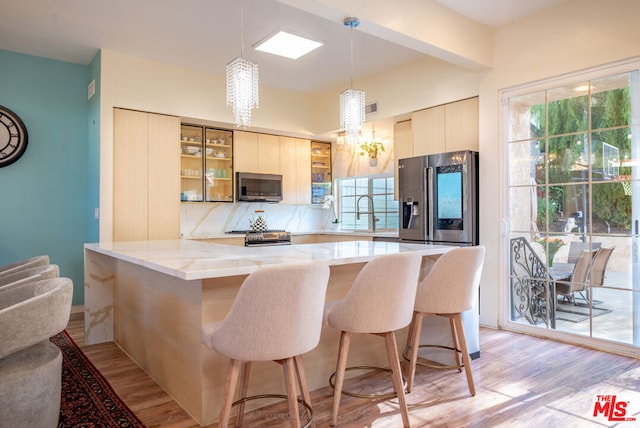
[
  {"xmin": 339, "ymin": 17, "xmax": 365, "ymax": 144},
  {"xmin": 226, "ymin": 0, "xmax": 259, "ymax": 128}
]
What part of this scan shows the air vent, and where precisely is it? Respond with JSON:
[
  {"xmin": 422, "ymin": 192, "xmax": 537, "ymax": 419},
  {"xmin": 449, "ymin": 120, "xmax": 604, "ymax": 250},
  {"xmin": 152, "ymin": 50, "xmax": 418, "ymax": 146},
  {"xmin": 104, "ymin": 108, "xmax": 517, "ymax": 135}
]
[{"xmin": 365, "ymin": 101, "xmax": 378, "ymax": 115}]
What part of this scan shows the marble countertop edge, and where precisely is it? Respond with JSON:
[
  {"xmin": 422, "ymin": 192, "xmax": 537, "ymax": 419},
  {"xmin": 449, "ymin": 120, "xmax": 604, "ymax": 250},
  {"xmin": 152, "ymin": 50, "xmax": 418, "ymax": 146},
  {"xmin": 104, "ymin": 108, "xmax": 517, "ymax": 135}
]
[{"xmin": 84, "ymin": 240, "xmax": 450, "ymax": 280}]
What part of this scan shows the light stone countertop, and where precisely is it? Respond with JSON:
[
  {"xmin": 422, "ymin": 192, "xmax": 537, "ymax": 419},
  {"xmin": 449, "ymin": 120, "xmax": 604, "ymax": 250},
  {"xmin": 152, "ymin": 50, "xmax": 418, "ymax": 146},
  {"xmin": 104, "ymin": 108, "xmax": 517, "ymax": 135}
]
[{"xmin": 84, "ymin": 239, "xmax": 450, "ymax": 280}]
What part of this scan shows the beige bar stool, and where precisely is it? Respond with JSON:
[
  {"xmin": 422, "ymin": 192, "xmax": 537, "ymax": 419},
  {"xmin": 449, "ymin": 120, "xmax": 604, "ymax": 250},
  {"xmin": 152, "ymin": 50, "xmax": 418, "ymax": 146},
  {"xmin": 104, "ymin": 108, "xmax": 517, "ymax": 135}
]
[
  {"xmin": 324, "ymin": 252, "xmax": 422, "ymax": 428},
  {"xmin": 0, "ymin": 255, "xmax": 49, "ymax": 275},
  {"xmin": 0, "ymin": 264, "xmax": 59, "ymax": 290},
  {"xmin": 404, "ymin": 246, "xmax": 485, "ymax": 396},
  {"xmin": 201, "ymin": 262, "xmax": 330, "ymax": 428}
]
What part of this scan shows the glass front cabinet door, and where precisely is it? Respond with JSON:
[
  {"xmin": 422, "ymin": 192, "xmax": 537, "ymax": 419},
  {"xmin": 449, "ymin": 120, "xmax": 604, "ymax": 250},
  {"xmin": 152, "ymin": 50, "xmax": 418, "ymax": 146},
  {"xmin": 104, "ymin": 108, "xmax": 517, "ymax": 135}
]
[
  {"xmin": 311, "ymin": 141, "xmax": 332, "ymax": 204},
  {"xmin": 180, "ymin": 124, "xmax": 234, "ymax": 202}
]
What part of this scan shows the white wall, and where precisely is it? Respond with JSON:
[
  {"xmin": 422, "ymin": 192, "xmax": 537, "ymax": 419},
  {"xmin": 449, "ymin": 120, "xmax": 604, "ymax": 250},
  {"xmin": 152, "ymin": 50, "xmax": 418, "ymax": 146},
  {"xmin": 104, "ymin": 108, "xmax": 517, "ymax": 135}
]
[
  {"xmin": 478, "ymin": 0, "xmax": 640, "ymax": 327},
  {"xmin": 99, "ymin": 49, "xmax": 317, "ymax": 241}
]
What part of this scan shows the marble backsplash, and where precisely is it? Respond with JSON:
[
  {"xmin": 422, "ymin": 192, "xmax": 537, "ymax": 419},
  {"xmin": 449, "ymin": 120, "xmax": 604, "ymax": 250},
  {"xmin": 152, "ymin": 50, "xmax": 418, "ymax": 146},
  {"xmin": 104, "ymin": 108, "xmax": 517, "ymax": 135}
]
[
  {"xmin": 181, "ymin": 202, "xmax": 337, "ymax": 238},
  {"xmin": 181, "ymin": 137, "xmax": 395, "ymax": 239}
]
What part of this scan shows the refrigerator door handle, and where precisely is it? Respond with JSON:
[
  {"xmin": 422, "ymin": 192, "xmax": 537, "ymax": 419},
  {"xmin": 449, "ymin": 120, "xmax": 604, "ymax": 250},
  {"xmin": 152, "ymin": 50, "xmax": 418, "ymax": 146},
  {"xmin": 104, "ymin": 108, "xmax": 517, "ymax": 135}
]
[{"xmin": 426, "ymin": 166, "xmax": 434, "ymax": 240}]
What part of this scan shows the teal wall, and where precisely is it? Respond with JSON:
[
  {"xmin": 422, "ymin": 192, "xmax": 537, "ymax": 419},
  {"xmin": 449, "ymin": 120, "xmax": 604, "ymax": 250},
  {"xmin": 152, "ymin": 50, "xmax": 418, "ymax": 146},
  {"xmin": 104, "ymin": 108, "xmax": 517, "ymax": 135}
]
[{"xmin": 0, "ymin": 49, "xmax": 97, "ymax": 305}]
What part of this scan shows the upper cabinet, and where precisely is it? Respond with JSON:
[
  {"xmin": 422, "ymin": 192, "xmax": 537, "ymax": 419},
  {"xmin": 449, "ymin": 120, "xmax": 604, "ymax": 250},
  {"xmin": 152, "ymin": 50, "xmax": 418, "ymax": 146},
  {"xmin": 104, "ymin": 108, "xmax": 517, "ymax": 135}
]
[
  {"xmin": 280, "ymin": 137, "xmax": 311, "ymax": 205},
  {"xmin": 114, "ymin": 108, "xmax": 180, "ymax": 241},
  {"xmin": 180, "ymin": 124, "xmax": 234, "ymax": 202},
  {"xmin": 410, "ymin": 97, "xmax": 478, "ymax": 156},
  {"xmin": 311, "ymin": 141, "xmax": 332, "ymax": 204},
  {"xmin": 235, "ymin": 130, "xmax": 312, "ymax": 205}
]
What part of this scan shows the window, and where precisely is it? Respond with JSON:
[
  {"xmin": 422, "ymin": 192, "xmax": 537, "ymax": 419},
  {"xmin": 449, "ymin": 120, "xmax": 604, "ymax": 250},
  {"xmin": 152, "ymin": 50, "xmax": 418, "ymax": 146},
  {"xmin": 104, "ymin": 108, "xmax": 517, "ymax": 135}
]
[
  {"xmin": 504, "ymin": 61, "xmax": 640, "ymax": 348},
  {"xmin": 336, "ymin": 175, "xmax": 398, "ymax": 231}
]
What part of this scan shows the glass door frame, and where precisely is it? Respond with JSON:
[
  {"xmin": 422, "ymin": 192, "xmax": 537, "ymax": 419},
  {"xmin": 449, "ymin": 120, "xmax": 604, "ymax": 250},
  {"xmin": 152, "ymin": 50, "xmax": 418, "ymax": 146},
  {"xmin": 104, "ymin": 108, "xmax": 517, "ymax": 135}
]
[{"xmin": 500, "ymin": 57, "xmax": 640, "ymax": 357}]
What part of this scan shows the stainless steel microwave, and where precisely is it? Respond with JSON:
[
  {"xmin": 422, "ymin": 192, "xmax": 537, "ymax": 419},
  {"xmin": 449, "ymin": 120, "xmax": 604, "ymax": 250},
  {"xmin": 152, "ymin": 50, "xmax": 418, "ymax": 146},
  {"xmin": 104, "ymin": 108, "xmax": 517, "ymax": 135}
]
[{"xmin": 236, "ymin": 172, "xmax": 283, "ymax": 202}]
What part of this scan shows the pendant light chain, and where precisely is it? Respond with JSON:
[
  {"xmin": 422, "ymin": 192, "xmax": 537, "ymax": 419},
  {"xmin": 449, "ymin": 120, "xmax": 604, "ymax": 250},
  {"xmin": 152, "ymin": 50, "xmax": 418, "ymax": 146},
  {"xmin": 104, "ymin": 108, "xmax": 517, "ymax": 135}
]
[
  {"xmin": 339, "ymin": 17, "xmax": 365, "ymax": 145},
  {"xmin": 226, "ymin": 0, "xmax": 259, "ymax": 128}
]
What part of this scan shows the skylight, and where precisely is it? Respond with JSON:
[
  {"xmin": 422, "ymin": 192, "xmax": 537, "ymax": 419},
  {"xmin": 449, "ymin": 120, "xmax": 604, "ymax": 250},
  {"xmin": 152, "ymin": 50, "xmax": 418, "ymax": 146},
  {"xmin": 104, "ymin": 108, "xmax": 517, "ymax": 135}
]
[{"xmin": 254, "ymin": 31, "xmax": 323, "ymax": 60}]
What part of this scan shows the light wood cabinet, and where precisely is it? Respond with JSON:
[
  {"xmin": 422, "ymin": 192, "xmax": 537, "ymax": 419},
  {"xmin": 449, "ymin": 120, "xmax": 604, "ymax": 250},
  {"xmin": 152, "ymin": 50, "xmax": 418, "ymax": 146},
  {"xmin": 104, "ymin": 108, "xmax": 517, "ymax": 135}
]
[
  {"xmin": 234, "ymin": 131, "xmax": 281, "ymax": 174},
  {"xmin": 280, "ymin": 137, "xmax": 311, "ymax": 204},
  {"xmin": 233, "ymin": 130, "xmax": 259, "ymax": 172},
  {"xmin": 114, "ymin": 108, "xmax": 180, "ymax": 241},
  {"xmin": 393, "ymin": 120, "xmax": 413, "ymax": 199},
  {"xmin": 258, "ymin": 134, "xmax": 280, "ymax": 174},
  {"xmin": 409, "ymin": 97, "xmax": 478, "ymax": 155},
  {"xmin": 445, "ymin": 97, "xmax": 479, "ymax": 152},
  {"xmin": 411, "ymin": 105, "xmax": 445, "ymax": 156}
]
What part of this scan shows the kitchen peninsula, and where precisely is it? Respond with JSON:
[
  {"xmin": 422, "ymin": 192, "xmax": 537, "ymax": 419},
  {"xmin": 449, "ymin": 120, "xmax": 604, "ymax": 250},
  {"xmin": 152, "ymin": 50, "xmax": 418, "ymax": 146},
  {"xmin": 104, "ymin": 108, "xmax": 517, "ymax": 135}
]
[{"xmin": 84, "ymin": 239, "xmax": 452, "ymax": 425}]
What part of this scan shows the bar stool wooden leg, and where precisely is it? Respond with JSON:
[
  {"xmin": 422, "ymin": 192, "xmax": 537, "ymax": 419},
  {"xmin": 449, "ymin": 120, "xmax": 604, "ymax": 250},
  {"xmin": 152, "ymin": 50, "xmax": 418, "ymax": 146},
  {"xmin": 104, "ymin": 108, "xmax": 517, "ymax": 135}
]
[
  {"xmin": 331, "ymin": 331, "xmax": 351, "ymax": 426},
  {"xmin": 453, "ymin": 314, "xmax": 475, "ymax": 396},
  {"xmin": 448, "ymin": 317, "xmax": 463, "ymax": 373},
  {"xmin": 220, "ymin": 359, "xmax": 242, "ymax": 428},
  {"xmin": 282, "ymin": 357, "xmax": 301, "ymax": 428},
  {"xmin": 235, "ymin": 361, "xmax": 251, "ymax": 427},
  {"xmin": 294, "ymin": 355, "xmax": 315, "ymax": 428},
  {"xmin": 407, "ymin": 312, "xmax": 425, "ymax": 393},
  {"xmin": 384, "ymin": 332, "xmax": 410, "ymax": 428}
]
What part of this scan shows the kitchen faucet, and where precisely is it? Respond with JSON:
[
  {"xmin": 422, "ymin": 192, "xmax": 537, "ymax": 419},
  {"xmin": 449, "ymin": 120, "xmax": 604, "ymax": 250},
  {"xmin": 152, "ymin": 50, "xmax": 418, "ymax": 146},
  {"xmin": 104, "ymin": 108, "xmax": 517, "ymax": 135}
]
[{"xmin": 356, "ymin": 195, "xmax": 379, "ymax": 233}]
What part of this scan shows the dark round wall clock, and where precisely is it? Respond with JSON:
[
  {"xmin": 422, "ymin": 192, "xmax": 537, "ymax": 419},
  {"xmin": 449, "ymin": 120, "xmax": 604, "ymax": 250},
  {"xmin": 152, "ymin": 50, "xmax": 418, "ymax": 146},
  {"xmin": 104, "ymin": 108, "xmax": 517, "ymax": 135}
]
[{"xmin": 0, "ymin": 105, "xmax": 28, "ymax": 168}]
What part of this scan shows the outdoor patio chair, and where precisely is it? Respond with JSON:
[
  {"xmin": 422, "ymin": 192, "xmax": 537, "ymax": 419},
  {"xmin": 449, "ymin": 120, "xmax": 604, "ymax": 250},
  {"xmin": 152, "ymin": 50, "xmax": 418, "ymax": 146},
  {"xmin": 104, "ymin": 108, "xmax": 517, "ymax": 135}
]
[
  {"xmin": 567, "ymin": 241, "xmax": 601, "ymax": 264},
  {"xmin": 555, "ymin": 249, "xmax": 598, "ymax": 305},
  {"xmin": 590, "ymin": 247, "xmax": 615, "ymax": 287}
]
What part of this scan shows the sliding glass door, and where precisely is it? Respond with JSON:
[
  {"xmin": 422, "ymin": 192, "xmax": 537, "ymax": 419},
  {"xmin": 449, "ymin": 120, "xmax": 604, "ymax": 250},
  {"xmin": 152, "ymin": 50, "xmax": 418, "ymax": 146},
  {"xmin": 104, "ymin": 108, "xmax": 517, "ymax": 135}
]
[{"xmin": 504, "ymin": 62, "xmax": 640, "ymax": 349}]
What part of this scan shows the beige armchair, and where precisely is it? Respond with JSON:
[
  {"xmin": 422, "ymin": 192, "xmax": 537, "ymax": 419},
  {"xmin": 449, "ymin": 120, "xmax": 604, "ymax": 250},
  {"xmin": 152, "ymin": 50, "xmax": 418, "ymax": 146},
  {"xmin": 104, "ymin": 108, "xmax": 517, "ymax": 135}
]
[
  {"xmin": 0, "ymin": 255, "xmax": 49, "ymax": 275},
  {"xmin": 0, "ymin": 277, "xmax": 73, "ymax": 428},
  {"xmin": 0, "ymin": 264, "xmax": 59, "ymax": 289}
]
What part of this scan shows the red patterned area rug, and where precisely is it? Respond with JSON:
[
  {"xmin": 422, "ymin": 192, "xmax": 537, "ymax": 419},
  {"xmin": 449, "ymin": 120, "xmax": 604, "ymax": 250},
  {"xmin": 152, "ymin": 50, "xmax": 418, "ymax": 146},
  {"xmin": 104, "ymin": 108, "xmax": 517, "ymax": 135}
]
[{"xmin": 50, "ymin": 330, "xmax": 145, "ymax": 428}]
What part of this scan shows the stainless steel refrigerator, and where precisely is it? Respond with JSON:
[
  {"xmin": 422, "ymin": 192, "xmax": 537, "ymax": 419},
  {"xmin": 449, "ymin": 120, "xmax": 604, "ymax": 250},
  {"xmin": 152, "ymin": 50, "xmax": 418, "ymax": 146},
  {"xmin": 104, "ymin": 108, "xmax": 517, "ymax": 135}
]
[
  {"xmin": 399, "ymin": 150, "xmax": 479, "ymax": 246},
  {"xmin": 398, "ymin": 150, "xmax": 481, "ymax": 362}
]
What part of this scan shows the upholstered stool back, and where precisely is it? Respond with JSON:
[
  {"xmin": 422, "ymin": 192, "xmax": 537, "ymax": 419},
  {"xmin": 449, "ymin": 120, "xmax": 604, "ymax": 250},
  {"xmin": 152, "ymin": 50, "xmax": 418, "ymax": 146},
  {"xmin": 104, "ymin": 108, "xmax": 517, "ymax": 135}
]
[
  {"xmin": 202, "ymin": 262, "xmax": 330, "ymax": 361},
  {"xmin": 414, "ymin": 246, "xmax": 485, "ymax": 314},
  {"xmin": 325, "ymin": 251, "xmax": 422, "ymax": 334}
]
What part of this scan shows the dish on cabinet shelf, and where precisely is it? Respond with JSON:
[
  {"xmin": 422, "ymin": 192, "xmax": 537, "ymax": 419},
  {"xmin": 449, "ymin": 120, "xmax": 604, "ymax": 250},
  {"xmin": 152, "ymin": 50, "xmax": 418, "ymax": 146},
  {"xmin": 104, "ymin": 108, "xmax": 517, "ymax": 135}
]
[{"xmin": 183, "ymin": 146, "xmax": 200, "ymax": 155}]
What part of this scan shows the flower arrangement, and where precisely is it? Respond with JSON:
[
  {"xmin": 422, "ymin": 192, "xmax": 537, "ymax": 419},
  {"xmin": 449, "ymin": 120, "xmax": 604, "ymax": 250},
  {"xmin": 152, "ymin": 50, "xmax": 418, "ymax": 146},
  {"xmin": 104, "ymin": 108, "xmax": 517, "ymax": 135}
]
[
  {"xmin": 323, "ymin": 195, "xmax": 339, "ymax": 223},
  {"xmin": 535, "ymin": 236, "xmax": 565, "ymax": 267}
]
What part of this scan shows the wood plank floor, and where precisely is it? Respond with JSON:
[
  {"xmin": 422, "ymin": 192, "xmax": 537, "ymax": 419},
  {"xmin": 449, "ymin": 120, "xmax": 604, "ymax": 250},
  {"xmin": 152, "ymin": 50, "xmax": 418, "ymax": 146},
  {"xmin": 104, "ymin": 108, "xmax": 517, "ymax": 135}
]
[{"xmin": 65, "ymin": 313, "xmax": 640, "ymax": 427}]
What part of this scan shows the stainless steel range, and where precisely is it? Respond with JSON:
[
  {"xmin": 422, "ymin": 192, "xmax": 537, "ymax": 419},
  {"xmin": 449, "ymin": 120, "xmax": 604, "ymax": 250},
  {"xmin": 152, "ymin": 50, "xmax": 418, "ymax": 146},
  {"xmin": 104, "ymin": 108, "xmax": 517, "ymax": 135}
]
[
  {"xmin": 226, "ymin": 229, "xmax": 292, "ymax": 246},
  {"xmin": 244, "ymin": 231, "xmax": 291, "ymax": 246}
]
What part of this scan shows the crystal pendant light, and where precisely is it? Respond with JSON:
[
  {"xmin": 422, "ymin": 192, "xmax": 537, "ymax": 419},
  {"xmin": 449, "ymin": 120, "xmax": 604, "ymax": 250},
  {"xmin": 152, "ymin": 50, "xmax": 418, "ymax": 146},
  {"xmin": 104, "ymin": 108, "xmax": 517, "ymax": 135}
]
[
  {"xmin": 339, "ymin": 17, "xmax": 365, "ymax": 145},
  {"xmin": 226, "ymin": 0, "xmax": 259, "ymax": 128}
]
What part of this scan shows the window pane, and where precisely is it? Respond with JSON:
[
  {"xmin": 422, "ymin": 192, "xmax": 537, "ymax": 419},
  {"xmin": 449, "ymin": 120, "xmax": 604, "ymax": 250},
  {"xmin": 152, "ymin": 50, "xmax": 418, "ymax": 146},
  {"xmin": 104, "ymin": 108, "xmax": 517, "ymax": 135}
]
[
  {"xmin": 592, "ymin": 128, "xmax": 632, "ymax": 180},
  {"xmin": 509, "ymin": 140, "xmax": 546, "ymax": 186},
  {"xmin": 548, "ymin": 134, "xmax": 589, "ymax": 185},
  {"xmin": 509, "ymin": 186, "xmax": 540, "ymax": 234},
  {"xmin": 591, "ymin": 73, "xmax": 632, "ymax": 129},
  {"xmin": 508, "ymin": 91, "xmax": 546, "ymax": 142},
  {"xmin": 547, "ymin": 86, "xmax": 588, "ymax": 134},
  {"xmin": 592, "ymin": 181, "xmax": 632, "ymax": 234},
  {"xmin": 337, "ymin": 175, "xmax": 396, "ymax": 231}
]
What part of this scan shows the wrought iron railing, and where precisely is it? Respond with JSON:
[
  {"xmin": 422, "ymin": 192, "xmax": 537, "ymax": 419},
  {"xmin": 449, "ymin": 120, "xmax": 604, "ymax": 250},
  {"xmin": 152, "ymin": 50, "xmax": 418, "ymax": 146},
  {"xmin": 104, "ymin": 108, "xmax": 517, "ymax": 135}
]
[{"xmin": 510, "ymin": 237, "xmax": 556, "ymax": 328}]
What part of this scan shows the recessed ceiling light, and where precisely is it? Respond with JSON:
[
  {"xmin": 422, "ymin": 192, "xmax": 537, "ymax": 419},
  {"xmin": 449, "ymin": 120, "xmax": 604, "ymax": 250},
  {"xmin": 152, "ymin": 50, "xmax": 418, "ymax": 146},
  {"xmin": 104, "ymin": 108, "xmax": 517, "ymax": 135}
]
[{"xmin": 254, "ymin": 30, "xmax": 323, "ymax": 60}]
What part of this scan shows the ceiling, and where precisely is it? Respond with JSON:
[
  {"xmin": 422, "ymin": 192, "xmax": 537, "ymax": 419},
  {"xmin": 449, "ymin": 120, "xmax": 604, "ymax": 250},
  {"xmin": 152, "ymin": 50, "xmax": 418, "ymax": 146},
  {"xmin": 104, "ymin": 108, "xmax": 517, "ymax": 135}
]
[{"xmin": 1, "ymin": 0, "xmax": 569, "ymax": 95}]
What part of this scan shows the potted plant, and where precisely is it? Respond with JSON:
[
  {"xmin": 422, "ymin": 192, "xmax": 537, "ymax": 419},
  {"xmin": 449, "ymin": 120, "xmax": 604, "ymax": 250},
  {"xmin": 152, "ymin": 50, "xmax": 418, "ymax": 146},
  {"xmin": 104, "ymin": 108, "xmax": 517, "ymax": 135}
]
[{"xmin": 359, "ymin": 140, "xmax": 385, "ymax": 159}]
